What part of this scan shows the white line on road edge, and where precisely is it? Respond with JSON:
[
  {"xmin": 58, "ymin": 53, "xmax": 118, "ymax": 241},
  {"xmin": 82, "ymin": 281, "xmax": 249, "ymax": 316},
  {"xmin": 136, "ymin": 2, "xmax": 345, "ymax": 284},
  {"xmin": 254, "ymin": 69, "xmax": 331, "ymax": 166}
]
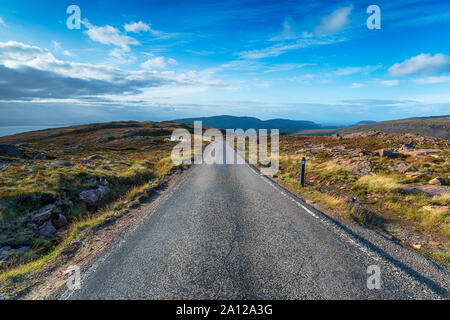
[{"xmin": 247, "ymin": 162, "xmax": 380, "ymax": 261}]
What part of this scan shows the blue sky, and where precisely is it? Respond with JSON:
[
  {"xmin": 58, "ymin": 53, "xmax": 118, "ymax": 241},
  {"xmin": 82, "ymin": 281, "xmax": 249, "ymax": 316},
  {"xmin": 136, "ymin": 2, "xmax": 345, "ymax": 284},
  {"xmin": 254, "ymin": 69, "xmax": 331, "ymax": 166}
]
[{"xmin": 0, "ymin": 0, "xmax": 449, "ymax": 125}]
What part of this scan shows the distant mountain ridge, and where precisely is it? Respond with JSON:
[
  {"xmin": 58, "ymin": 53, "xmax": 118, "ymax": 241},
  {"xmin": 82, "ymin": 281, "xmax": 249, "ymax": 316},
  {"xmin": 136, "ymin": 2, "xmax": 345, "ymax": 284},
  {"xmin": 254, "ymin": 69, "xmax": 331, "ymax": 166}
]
[
  {"xmin": 174, "ymin": 115, "xmax": 321, "ymax": 131},
  {"xmin": 338, "ymin": 115, "xmax": 450, "ymax": 139},
  {"xmin": 355, "ymin": 120, "xmax": 377, "ymax": 125}
]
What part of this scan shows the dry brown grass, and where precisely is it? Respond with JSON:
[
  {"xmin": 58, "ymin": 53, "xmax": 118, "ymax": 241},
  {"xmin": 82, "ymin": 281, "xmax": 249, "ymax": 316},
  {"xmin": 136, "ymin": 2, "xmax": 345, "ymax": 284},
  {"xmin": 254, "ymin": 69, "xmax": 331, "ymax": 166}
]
[{"xmin": 354, "ymin": 174, "xmax": 402, "ymax": 193}]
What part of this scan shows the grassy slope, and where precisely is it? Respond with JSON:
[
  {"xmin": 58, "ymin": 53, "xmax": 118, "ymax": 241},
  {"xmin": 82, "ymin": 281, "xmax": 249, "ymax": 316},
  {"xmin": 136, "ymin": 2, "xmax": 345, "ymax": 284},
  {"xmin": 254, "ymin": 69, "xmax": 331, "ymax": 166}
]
[
  {"xmin": 338, "ymin": 116, "xmax": 450, "ymax": 139},
  {"xmin": 0, "ymin": 121, "xmax": 192, "ymax": 272},
  {"xmin": 290, "ymin": 116, "xmax": 450, "ymax": 139}
]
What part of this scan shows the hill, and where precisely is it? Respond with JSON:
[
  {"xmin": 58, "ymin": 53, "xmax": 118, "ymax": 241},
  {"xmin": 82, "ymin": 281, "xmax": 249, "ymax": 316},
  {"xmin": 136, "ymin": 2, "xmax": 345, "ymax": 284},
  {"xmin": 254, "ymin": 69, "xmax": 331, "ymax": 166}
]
[
  {"xmin": 0, "ymin": 120, "xmax": 193, "ymax": 272},
  {"xmin": 356, "ymin": 120, "xmax": 377, "ymax": 125},
  {"xmin": 174, "ymin": 115, "xmax": 321, "ymax": 132},
  {"xmin": 338, "ymin": 116, "xmax": 450, "ymax": 139}
]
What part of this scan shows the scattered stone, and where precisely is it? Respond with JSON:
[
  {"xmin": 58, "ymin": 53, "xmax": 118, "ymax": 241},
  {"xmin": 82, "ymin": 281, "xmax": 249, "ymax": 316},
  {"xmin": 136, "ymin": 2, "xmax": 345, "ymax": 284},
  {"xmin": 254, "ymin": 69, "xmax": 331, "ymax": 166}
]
[
  {"xmin": 388, "ymin": 162, "xmax": 409, "ymax": 173},
  {"xmin": 74, "ymin": 144, "xmax": 83, "ymax": 150},
  {"xmin": 378, "ymin": 149, "xmax": 399, "ymax": 158},
  {"xmin": 429, "ymin": 241, "xmax": 440, "ymax": 246},
  {"xmin": 405, "ymin": 172, "xmax": 431, "ymax": 178},
  {"xmin": 79, "ymin": 186, "xmax": 110, "ymax": 206},
  {"xmin": 39, "ymin": 220, "xmax": 57, "ymax": 237},
  {"xmin": 51, "ymin": 161, "xmax": 74, "ymax": 166},
  {"xmin": 407, "ymin": 185, "xmax": 449, "ymax": 197},
  {"xmin": 400, "ymin": 143, "xmax": 415, "ymax": 150},
  {"xmin": 30, "ymin": 204, "xmax": 56, "ymax": 223},
  {"xmin": 15, "ymin": 246, "xmax": 30, "ymax": 255},
  {"xmin": 428, "ymin": 177, "xmax": 445, "ymax": 185},
  {"xmin": 61, "ymin": 201, "xmax": 73, "ymax": 216},
  {"xmin": 88, "ymin": 154, "xmax": 102, "ymax": 160},
  {"xmin": 360, "ymin": 150, "xmax": 376, "ymax": 156},
  {"xmin": 16, "ymin": 143, "xmax": 30, "ymax": 148},
  {"xmin": 52, "ymin": 214, "xmax": 68, "ymax": 229},
  {"xmin": 412, "ymin": 243, "xmax": 422, "ymax": 249},
  {"xmin": 33, "ymin": 153, "xmax": 47, "ymax": 160},
  {"xmin": 0, "ymin": 144, "xmax": 24, "ymax": 158},
  {"xmin": 96, "ymin": 136, "xmax": 115, "ymax": 143},
  {"xmin": 400, "ymin": 149, "xmax": 442, "ymax": 157}
]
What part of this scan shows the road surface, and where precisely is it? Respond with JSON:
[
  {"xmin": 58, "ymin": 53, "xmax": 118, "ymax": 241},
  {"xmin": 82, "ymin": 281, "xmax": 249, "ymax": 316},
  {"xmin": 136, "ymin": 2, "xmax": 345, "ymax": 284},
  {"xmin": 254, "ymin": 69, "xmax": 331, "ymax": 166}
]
[{"xmin": 60, "ymin": 142, "xmax": 448, "ymax": 299}]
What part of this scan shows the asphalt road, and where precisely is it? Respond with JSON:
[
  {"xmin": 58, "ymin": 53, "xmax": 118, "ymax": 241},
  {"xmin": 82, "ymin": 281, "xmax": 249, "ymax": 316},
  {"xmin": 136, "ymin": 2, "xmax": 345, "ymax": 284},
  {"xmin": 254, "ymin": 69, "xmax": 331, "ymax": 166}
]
[{"xmin": 61, "ymin": 142, "xmax": 448, "ymax": 299}]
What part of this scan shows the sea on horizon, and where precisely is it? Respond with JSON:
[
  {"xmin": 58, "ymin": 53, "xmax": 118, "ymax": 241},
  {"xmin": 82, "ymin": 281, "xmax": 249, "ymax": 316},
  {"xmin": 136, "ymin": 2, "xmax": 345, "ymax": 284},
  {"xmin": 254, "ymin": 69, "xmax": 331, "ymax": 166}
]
[{"xmin": 0, "ymin": 125, "xmax": 63, "ymax": 138}]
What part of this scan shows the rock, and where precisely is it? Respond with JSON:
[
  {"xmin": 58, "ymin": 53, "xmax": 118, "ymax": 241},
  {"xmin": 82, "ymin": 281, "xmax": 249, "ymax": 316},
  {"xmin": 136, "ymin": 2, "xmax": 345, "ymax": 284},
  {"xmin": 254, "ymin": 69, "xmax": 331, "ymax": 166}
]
[
  {"xmin": 39, "ymin": 220, "xmax": 57, "ymax": 237},
  {"xmin": 61, "ymin": 201, "xmax": 73, "ymax": 216},
  {"xmin": 400, "ymin": 149, "xmax": 442, "ymax": 157},
  {"xmin": 405, "ymin": 172, "xmax": 431, "ymax": 178},
  {"xmin": 52, "ymin": 214, "xmax": 68, "ymax": 229},
  {"xmin": 96, "ymin": 136, "xmax": 115, "ymax": 143},
  {"xmin": 429, "ymin": 241, "xmax": 440, "ymax": 246},
  {"xmin": 74, "ymin": 144, "xmax": 83, "ymax": 150},
  {"xmin": 0, "ymin": 246, "xmax": 11, "ymax": 259},
  {"xmin": 0, "ymin": 144, "xmax": 24, "ymax": 158},
  {"xmin": 88, "ymin": 154, "xmax": 102, "ymax": 160},
  {"xmin": 349, "ymin": 160, "xmax": 371, "ymax": 176},
  {"xmin": 400, "ymin": 143, "xmax": 415, "ymax": 150},
  {"xmin": 79, "ymin": 186, "xmax": 110, "ymax": 206},
  {"xmin": 16, "ymin": 143, "xmax": 30, "ymax": 148},
  {"xmin": 51, "ymin": 161, "xmax": 74, "ymax": 166},
  {"xmin": 428, "ymin": 177, "xmax": 445, "ymax": 185},
  {"xmin": 388, "ymin": 162, "xmax": 409, "ymax": 173},
  {"xmin": 33, "ymin": 153, "xmax": 47, "ymax": 160},
  {"xmin": 378, "ymin": 149, "xmax": 399, "ymax": 158},
  {"xmin": 412, "ymin": 243, "xmax": 422, "ymax": 250},
  {"xmin": 360, "ymin": 150, "xmax": 376, "ymax": 156},
  {"xmin": 30, "ymin": 204, "xmax": 56, "ymax": 223},
  {"xmin": 15, "ymin": 246, "xmax": 30, "ymax": 255},
  {"xmin": 407, "ymin": 185, "xmax": 449, "ymax": 197}
]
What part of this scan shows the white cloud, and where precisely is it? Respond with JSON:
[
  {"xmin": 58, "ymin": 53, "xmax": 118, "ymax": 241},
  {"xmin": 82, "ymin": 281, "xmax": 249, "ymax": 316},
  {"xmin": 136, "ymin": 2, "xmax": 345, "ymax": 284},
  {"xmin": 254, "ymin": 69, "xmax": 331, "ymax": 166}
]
[
  {"xmin": 109, "ymin": 48, "xmax": 136, "ymax": 64},
  {"xmin": 315, "ymin": 5, "xmax": 353, "ymax": 35},
  {"xmin": 264, "ymin": 63, "xmax": 314, "ymax": 73},
  {"xmin": 331, "ymin": 65, "xmax": 380, "ymax": 76},
  {"xmin": 414, "ymin": 75, "xmax": 450, "ymax": 84},
  {"xmin": 388, "ymin": 53, "xmax": 450, "ymax": 76},
  {"xmin": 51, "ymin": 40, "xmax": 61, "ymax": 52},
  {"xmin": 0, "ymin": 17, "xmax": 6, "ymax": 27},
  {"xmin": 62, "ymin": 50, "xmax": 75, "ymax": 57},
  {"xmin": 380, "ymin": 80, "xmax": 399, "ymax": 87},
  {"xmin": 269, "ymin": 19, "xmax": 299, "ymax": 42},
  {"xmin": 0, "ymin": 41, "xmax": 220, "ymax": 101},
  {"xmin": 350, "ymin": 83, "xmax": 366, "ymax": 88},
  {"xmin": 124, "ymin": 21, "xmax": 163, "ymax": 37},
  {"xmin": 141, "ymin": 56, "xmax": 177, "ymax": 69},
  {"xmin": 167, "ymin": 58, "xmax": 178, "ymax": 65},
  {"xmin": 238, "ymin": 37, "xmax": 342, "ymax": 59},
  {"xmin": 124, "ymin": 21, "xmax": 150, "ymax": 33},
  {"xmin": 82, "ymin": 20, "xmax": 139, "ymax": 51}
]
